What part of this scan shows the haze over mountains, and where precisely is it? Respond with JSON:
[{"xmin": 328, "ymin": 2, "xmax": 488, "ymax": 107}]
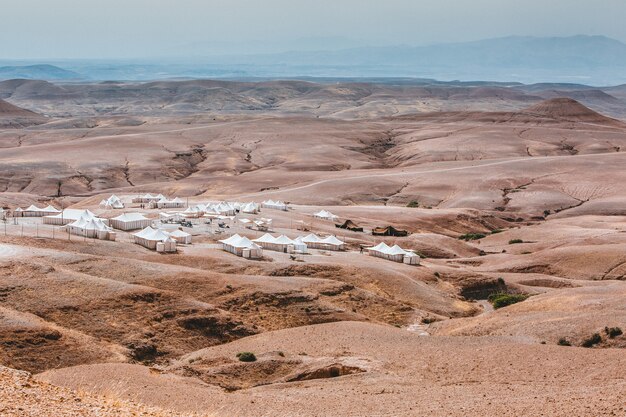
[{"xmin": 2, "ymin": 35, "xmax": 626, "ymax": 85}]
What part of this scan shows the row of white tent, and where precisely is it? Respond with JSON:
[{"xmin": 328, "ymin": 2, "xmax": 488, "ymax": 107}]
[
  {"xmin": 367, "ymin": 242, "xmax": 420, "ymax": 265},
  {"xmin": 132, "ymin": 226, "xmax": 192, "ymax": 252},
  {"xmin": 219, "ymin": 232, "xmax": 346, "ymax": 258},
  {"xmin": 100, "ymin": 195, "xmax": 124, "ymax": 209},
  {"xmin": 14, "ymin": 205, "xmax": 61, "ymax": 217},
  {"xmin": 132, "ymin": 193, "xmax": 166, "ymax": 203},
  {"xmin": 252, "ymin": 234, "xmax": 308, "ymax": 253},
  {"xmin": 261, "ymin": 200, "xmax": 288, "ymax": 211}
]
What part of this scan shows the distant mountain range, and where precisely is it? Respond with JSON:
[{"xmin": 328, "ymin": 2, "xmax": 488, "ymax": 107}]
[
  {"xmin": 2, "ymin": 36, "xmax": 626, "ymax": 85},
  {"xmin": 0, "ymin": 64, "xmax": 81, "ymax": 80}
]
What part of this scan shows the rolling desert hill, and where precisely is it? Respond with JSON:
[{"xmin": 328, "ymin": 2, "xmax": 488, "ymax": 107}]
[{"xmin": 1, "ymin": 78, "xmax": 625, "ymax": 416}]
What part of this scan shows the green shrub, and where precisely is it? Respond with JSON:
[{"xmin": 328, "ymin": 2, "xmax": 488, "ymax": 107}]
[
  {"xmin": 605, "ymin": 327, "xmax": 623, "ymax": 339},
  {"xmin": 488, "ymin": 293, "xmax": 530, "ymax": 309},
  {"xmin": 236, "ymin": 352, "xmax": 257, "ymax": 362},
  {"xmin": 406, "ymin": 201, "xmax": 419, "ymax": 208},
  {"xmin": 490, "ymin": 229, "xmax": 503, "ymax": 234},
  {"xmin": 581, "ymin": 333, "xmax": 602, "ymax": 348},
  {"xmin": 508, "ymin": 239, "xmax": 524, "ymax": 244},
  {"xmin": 557, "ymin": 338, "xmax": 571, "ymax": 346},
  {"xmin": 459, "ymin": 233, "xmax": 486, "ymax": 241}
]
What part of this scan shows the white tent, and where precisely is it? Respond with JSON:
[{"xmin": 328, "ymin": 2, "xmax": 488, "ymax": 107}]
[
  {"xmin": 0, "ymin": 208, "xmax": 5, "ymax": 220},
  {"xmin": 219, "ymin": 234, "xmax": 263, "ymax": 259},
  {"xmin": 133, "ymin": 226, "xmax": 177, "ymax": 252},
  {"xmin": 182, "ymin": 206, "xmax": 202, "ymax": 218},
  {"xmin": 318, "ymin": 235, "xmax": 345, "ymax": 251},
  {"xmin": 66, "ymin": 216, "xmax": 115, "ymax": 240},
  {"xmin": 367, "ymin": 242, "xmax": 390, "ymax": 257},
  {"xmin": 313, "ymin": 210, "xmax": 339, "ymax": 221},
  {"xmin": 368, "ymin": 242, "xmax": 419, "ymax": 265},
  {"xmin": 15, "ymin": 204, "xmax": 60, "ymax": 217},
  {"xmin": 292, "ymin": 236, "xmax": 308, "ymax": 253},
  {"xmin": 43, "ymin": 209, "xmax": 101, "ymax": 225},
  {"xmin": 169, "ymin": 229, "xmax": 192, "ymax": 244},
  {"xmin": 261, "ymin": 200, "xmax": 288, "ymax": 211},
  {"xmin": 132, "ymin": 193, "xmax": 165, "ymax": 203},
  {"xmin": 300, "ymin": 234, "xmax": 344, "ymax": 251},
  {"xmin": 109, "ymin": 213, "xmax": 152, "ymax": 231},
  {"xmin": 100, "ymin": 195, "xmax": 124, "ymax": 209},
  {"xmin": 154, "ymin": 197, "xmax": 185, "ymax": 209},
  {"xmin": 241, "ymin": 202, "xmax": 260, "ymax": 214},
  {"xmin": 252, "ymin": 233, "xmax": 296, "ymax": 253}
]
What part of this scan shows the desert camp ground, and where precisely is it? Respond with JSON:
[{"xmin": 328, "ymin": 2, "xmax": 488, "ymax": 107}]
[{"xmin": 1, "ymin": 83, "xmax": 626, "ymax": 416}]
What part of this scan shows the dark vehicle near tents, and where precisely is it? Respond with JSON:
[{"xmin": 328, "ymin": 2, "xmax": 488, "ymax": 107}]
[
  {"xmin": 335, "ymin": 220, "xmax": 363, "ymax": 232},
  {"xmin": 372, "ymin": 226, "xmax": 409, "ymax": 237}
]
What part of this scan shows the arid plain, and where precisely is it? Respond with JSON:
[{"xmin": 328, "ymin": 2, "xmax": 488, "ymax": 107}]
[{"xmin": 0, "ymin": 79, "xmax": 625, "ymax": 416}]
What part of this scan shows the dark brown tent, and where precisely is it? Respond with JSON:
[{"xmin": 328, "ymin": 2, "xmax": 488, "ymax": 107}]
[
  {"xmin": 372, "ymin": 226, "xmax": 409, "ymax": 237},
  {"xmin": 335, "ymin": 219, "xmax": 363, "ymax": 232}
]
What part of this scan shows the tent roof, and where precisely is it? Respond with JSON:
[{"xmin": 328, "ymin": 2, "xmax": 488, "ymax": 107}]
[
  {"xmin": 319, "ymin": 235, "xmax": 345, "ymax": 246},
  {"xmin": 169, "ymin": 230, "xmax": 191, "ymax": 238},
  {"xmin": 369, "ymin": 242, "xmax": 391, "ymax": 252},
  {"xmin": 253, "ymin": 233, "xmax": 277, "ymax": 243},
  {"xmin": 387, "ymin": 245, "xmax": 409, "ymax": 256},
  {"xmin": 273, "ymin": 235, "xmax": 295, "ymax": 245},
  {"xmin": 112, "ymin": 212, "xmax": 149, "ymax": 222},
  {"xmin": 301, "ymin": 233, "xmax": 322, "ymax": 243}
]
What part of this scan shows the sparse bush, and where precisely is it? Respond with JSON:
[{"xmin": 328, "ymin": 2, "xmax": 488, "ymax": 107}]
[
  {"xmin": 490, "ymin": 229, "xmax": 503, "ymax": 234},
  {"xmin": 487, "ymin": 293, "xmax": 529, "ymax": 309},
  {"xmin": 509, "ymin": 239, "xmax": 524, "ymax": 244},
  {"xmin": 236, "ymin": 352, "xmax": 257, "ymax": 362},
  {"xmin": 605, "ymin": 327, "xmax": 623, "ymax": 339},
  {"xmin": 406, "ymin": 201, "xmax": 419, "ymax": 208},
  {"xmin": 543, "ymin": 210, "xmax": 551, "ymax": 217},
  {"xmin": 557, "ymin": 338, "xmax": 571, "ymax": 346},
  {"xmin": 434, "ymin": 272, "xmax": 440, "ymax": 279},
  {"xmin": 421, "ymin": 317, "xmax": 436, "ymax": 324},
  {"xmin": 459, "ymin": 233, "xmax": 486, "ymax": 241},
  {"xmin": 581, "ymin": 333, "xmax": 602, "ymax": 348}
]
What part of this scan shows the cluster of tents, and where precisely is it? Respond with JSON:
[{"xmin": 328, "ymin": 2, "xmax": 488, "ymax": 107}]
[
  {"xmin": 367, "ymin": 242, "xmax": 420, "ymax": 265},
  {"xmin": 219, "ymin": 232, "xmax": 347, "ymax": 258},
  {"xmin": 66, "ymin": 215, "xmax": 116, "ymax": 241},
  {"xmin": 252, "ymin": 234, "xmax": 308, "ymax": 253},
  {"xmin": 100, "ymin": 195, "xmax": 124, "ymax": 209},
  {"xmin": 261, "ymin": 200, "xmax": 288, "ymax": 211},
  {"xmin": 133, "ymin": 226, "xmax": 192, "ymax": 252}
]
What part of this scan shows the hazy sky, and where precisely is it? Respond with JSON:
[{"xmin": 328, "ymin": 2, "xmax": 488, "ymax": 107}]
[{"xmin": 3, "ymin": 0, "xmax": 626, "ymax": 59}]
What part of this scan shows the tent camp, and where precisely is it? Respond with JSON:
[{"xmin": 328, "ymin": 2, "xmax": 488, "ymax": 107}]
[
  {"xmin": 219, "ymin": 234, "xmax": 263, "ymax": 259},
  {"xmin": 301, "ymin": 234, "xmax": 345, "ymax": 251},
  {"xmin": 133, "ymin": 227, "xmax": 177, "ymax": 252},
  {"xmin": 43, "ymin": 209, "xmax": 101, "ymax": 226},
  {"xmin": 368, "ymin": 243, "xmax": 419, "ymax": 265},
  {"xmin": 262, "ymin": 200, "xmax": 288, "ymax": 211},
  {"xmin": 15, "ymin": 204, "xmax": 60, "ymax": 217},
  {"xmin": 66, "ymin": 216, "xmax": 116, "ymax": 240},
  {"xmin": 313, "ymin": 210, "xmax": 338, "ymax": 221},
  {"xmin": 109, "ymin": 213, "xmax": 152, "ymax": 231},
  {"xmin": 372, "ymin": 226, "xmax": 409, "ymax": 237},
  {"xmin": 168, "ymin": 229, "xmax": 192, "ymax": 244},
  {"xmin": 100, "ymin": 195, "xmax": 124, "ymax": 209},
  {"xmin": 335, "ymin": 219, "xmax": 363, "ymax": 232}
]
